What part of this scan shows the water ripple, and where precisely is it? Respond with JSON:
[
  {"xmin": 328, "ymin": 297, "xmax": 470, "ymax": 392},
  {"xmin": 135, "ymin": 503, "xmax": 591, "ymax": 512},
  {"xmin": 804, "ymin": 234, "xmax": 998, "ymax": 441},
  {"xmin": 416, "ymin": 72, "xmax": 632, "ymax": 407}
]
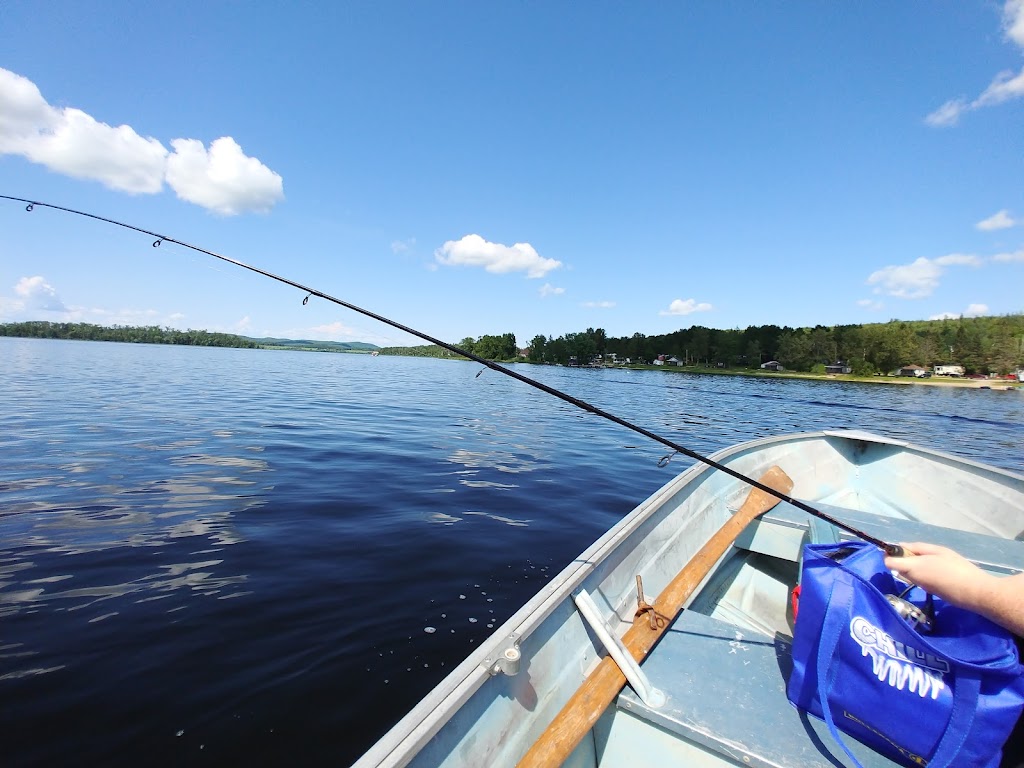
[{"xmin": 0, "ymin": 338, "xmax": 1019, "ymax": 766}]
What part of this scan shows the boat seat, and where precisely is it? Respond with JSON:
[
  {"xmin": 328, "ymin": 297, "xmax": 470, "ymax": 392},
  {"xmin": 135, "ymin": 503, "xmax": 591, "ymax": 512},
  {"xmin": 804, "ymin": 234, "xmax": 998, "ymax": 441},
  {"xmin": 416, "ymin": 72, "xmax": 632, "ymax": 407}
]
[
  {"xmin": 736, "ymin": 500, "xmax": 1024, "ymax": 575},
  {"xmin": 610, "ymin": 610, "xmax": 898, "ymax": 767}
]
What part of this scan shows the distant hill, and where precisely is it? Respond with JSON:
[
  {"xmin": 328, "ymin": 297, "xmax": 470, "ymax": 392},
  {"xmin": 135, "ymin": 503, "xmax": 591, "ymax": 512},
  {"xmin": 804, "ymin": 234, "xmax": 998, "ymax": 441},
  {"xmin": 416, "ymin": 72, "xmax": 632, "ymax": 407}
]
[
  {"xmin": 0, "ymin": 323, "xmax": 382, "ymax": 353},
  {"xmin": 245, "ymin": 336, "xmax": 380, "ymax": 352},
  {"xmin": 0, "ymin": 321, "xmax": 259, "ymax": 349}
]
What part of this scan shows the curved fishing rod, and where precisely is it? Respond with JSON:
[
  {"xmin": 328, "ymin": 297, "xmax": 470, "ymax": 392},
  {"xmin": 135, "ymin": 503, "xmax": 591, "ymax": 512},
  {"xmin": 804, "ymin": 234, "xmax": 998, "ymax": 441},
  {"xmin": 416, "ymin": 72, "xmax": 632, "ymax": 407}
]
[{"xmin": 1, "ymin": 194, "xmax": 900, "ymax": 554}]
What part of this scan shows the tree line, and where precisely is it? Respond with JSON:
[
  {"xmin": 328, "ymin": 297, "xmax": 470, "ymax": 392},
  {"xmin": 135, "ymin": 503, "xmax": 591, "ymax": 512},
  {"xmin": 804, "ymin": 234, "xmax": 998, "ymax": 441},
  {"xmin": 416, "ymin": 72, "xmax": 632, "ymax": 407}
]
[
  {"xmin": 0, "ymin": 321, "xmax": 259, "ymax": 348},
  {"xmin": 525, "ymin": 315, "xmax": 1024, "ymax": 375},
  {"xmin": 378, "ymin": 333, "xmax": 518, "ymax": 360},
  {"xmin": 377, "ymin": 343, "xmax": 453, "ymax": 358},
  {"xmin": 7, "ymin": 316, "xmax": 1022, "ymax": 375}
]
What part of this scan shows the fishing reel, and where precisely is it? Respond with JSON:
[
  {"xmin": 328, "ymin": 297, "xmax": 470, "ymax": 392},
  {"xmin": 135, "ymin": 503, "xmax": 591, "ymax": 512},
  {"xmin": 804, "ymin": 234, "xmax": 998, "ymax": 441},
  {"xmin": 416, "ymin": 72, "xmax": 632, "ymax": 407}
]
[
  {"xmin": 885, "ymin": 589, "xmax": 935, "ymax": 633},
  {"xmin": 814, "ymin": 545, "xmax": 936, "ymax": 633}
]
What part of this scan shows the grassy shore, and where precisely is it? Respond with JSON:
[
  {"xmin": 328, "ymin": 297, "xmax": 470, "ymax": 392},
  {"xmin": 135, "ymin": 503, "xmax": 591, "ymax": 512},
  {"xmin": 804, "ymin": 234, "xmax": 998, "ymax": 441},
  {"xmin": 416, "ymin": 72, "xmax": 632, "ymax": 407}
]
[{"xmin": 611, "ymin": 364, "xmax": 1023, "ymax": 390}]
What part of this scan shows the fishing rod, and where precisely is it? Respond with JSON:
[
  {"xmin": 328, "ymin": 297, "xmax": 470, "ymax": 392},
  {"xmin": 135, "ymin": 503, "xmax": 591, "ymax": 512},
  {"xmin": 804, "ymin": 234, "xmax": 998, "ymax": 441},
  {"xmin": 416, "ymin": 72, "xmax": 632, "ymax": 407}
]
[{"xmin": 1, "ymin": 194, "xmax": 902, "ymax": 555}]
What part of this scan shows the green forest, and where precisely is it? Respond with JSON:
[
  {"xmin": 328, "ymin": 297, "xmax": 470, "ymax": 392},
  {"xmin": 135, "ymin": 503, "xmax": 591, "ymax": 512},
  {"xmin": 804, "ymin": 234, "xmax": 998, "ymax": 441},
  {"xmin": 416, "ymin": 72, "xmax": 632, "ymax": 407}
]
[
  {"xmin": 5, "ymin": 316, "xmax": 1023, "ymax": 375},
  {"xmin": 247, "ymin": 336, "xmax": 378, "ymax": 353},
  {"xmin": 378, "ymin": 333, "xmax": 517, "ymax": 360},
  {"xmin": 0, "ymin": 321, "xmax": 259, "ymax": 348},
  {"xmin": 526, "ymin": 315, "xmax": 1024, "ymax": 375},
  {"xmin": 0, "ymin": 322, "xmax": 382, "ymax": 353}
]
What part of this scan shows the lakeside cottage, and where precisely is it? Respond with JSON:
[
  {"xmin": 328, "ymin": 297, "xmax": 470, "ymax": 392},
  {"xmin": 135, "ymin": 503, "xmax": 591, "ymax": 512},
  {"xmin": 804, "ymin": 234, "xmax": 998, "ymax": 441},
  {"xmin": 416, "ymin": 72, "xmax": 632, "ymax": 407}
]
[{"xmin": 825, "ymin": 361, "xmax": 852, "ymax": 374}]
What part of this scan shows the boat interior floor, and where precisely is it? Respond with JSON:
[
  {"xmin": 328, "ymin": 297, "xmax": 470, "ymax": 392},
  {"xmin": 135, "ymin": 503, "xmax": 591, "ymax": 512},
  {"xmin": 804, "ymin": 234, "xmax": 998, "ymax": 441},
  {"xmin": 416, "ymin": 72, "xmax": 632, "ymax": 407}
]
[{"xmin": 573, "ymin": 501, "xmax": 1024, "ymax": 768}]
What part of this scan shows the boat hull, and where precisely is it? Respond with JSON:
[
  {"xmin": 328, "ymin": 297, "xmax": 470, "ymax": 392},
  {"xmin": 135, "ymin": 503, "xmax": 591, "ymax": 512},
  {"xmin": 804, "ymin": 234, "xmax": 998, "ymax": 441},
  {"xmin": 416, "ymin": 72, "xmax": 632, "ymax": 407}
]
[{"xmin": 355, "ymin": 430, "xmax": 1024, "ymax": 768}]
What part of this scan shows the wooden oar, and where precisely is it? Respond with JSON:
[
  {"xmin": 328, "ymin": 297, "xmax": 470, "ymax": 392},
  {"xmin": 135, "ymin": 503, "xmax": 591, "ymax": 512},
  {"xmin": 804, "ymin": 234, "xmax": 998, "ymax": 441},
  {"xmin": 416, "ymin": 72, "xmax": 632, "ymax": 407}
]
[{"xmin": 515, "ymin": 465, "xmax": 794, "ymax": 768}]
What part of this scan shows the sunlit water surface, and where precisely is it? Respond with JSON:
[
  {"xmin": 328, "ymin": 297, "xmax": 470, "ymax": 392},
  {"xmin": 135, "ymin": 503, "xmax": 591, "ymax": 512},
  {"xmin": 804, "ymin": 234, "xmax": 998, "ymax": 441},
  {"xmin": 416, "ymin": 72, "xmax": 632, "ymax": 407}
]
[{"xmin": 1, "ymin": 338, "xmax": 1021, "ymax": 766}]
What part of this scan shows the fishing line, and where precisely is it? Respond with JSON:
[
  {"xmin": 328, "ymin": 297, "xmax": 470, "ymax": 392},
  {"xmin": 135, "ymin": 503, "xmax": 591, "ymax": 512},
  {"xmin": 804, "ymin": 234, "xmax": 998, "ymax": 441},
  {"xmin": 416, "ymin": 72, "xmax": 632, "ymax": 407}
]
[{"xmin": 1, "ymin": 194, "xmax": 902, "ymax": 555}]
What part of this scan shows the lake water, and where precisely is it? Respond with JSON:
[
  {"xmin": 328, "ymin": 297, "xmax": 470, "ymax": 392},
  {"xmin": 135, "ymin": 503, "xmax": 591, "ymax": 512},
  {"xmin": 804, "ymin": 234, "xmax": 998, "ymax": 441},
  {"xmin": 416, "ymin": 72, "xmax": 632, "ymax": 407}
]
[{"xmin": 1, "ymin": 337, "xmax": 1022, "ymax": 766}]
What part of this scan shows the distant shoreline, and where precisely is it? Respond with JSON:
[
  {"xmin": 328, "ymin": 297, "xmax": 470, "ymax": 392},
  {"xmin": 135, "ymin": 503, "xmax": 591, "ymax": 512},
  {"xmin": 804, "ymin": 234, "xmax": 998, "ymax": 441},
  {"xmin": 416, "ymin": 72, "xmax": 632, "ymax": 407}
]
[
  {"xmin": 3, "ymin": 333, "xmax": 1020, "ymax": 389},
  {"xmin": 606, "ymin": 364, "xmax": 1023, "ymax": 390}
]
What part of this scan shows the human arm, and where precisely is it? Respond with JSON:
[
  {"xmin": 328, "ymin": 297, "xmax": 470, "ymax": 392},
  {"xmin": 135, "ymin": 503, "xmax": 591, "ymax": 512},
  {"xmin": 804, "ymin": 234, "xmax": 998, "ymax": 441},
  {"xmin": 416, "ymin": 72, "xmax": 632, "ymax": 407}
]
[{"xmin": 884, "ymin": 541, "xmax": 1024, "ymax": 637}]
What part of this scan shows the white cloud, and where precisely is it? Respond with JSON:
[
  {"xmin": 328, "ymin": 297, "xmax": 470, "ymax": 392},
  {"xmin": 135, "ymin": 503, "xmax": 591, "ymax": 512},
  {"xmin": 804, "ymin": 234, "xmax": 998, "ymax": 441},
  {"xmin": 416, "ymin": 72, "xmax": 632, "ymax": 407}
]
[
  {"xmin": 929, "ymin": 303, "xmax": 990, "ymax": 320},
  {"xmin": 299, "ymin": 321, "xmax": 395, "ymax": 345},
  {"xmin": 0, "ymin": 276, "xmax": 200, "ymax": 328},
  {"xmin": 925, "ymin": 67, "xmax": 1024, "ymax": 126},
  {"xmin": 973, "ymin": 66, "xmax": 1024, "ymax": 108},
  {"xmin": 0, "ymin": 277, "xmax": 185, "ymax": 327},
  {"xmin": 866, "ymin": 254, "xmax": 980, "ymax": 299},
  {"xmin": 166, "ymin": 137, "xmax": 283, "ymax": 215},
  {"xmin": 659, "ymin": 298, "xmax": 713, "ymax": 316},
  {"xmin": 977, "ymin": 209, "xmax": 1017, "ymax": 230},
  {"xmin": 1005, "ymin": 0, "xmax": 1024, "ymax": 46},
  {"xmin": 31, "ymin": 109, "xmax": 168, "ymax": 194},
  {"xmin": 0, "ymin": 68, "xmax": 51, "ymax": 141},
  {"xmin": 539, "ymin": 283, "xmax": 564, "ymax": 297},
  {"xmin": 582, "ymin": 300, "xmax": 616, "ymax": 308},
  {"xmin": 90, "ymin": 307, "xmax": 161, "ymax": 323},
  {"xmin": 925, "ymin": 98, "xmax": 968, "ymax": 127},
  {"xmin": 866, "ymin": 257, "xmax": 943, "ymax": 298},
  {"xmin": 0, "ymin": 68, "xmax": 167, "ymax": 193},
  {"xmin": 307, "ymin": 321, "xmax": 360, "ymax": 340},
  {"xmin": 435, "ymin": 234, "xmax": 561, "ymax": 278},
  {"xmin": 993, "ymin": 249, "xmax": 1024, "ymax": 262},
  {"xmin": 14, "ymin": 275, "xmax": 66, "ymax": 311},
  {"xmin": 857, "ymin": 299, "xmax": 884, "ymax": 311},
  {"xmin": 926, "ymin": 4, "xmax": 1024, "ymax": 125},
  {"xmin": 391, "ymin": 238, "xmax": 416, "ymax": 254},
  {"xmin": 0, "ymin": 67, "xmax": 283, "ymax": 214},
  {"xmin": 935, "ymin": 253, "xmax": 983, "ymax": 267}
]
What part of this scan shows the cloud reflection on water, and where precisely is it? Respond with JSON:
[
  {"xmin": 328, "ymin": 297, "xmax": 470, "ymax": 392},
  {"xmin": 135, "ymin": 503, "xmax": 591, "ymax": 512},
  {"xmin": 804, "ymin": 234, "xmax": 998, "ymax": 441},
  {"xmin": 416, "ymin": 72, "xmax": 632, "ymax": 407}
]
[
  {"xmin": 0, "ymin": 437, "xmax": 271, "ymax": 630},
  {"xmin": 445, "ymin": 448, "xmax": 543, "ymax": 475}
]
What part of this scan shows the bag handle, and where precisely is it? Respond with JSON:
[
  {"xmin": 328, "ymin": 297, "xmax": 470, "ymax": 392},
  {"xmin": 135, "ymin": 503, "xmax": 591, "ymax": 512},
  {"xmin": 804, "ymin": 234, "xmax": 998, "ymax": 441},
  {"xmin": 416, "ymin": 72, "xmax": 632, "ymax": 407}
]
[
  {"xmin": 815, "ymin": 577, "xmax": 981, "ymax": 768},
  {"xmin": 922, "ymin": 669, "xmax": 979, "ymax": 766},
  {"xmin": 815, "ymin": 578, "xmax": 865, "ymax": 768}
]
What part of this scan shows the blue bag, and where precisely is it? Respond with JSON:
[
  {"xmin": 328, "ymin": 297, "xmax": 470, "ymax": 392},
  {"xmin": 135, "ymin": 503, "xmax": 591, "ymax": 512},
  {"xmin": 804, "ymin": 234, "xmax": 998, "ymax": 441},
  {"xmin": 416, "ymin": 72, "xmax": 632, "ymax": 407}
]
[{"xmin": 787, "ymin": 541, "xmax": 1024, "ymax": 768}]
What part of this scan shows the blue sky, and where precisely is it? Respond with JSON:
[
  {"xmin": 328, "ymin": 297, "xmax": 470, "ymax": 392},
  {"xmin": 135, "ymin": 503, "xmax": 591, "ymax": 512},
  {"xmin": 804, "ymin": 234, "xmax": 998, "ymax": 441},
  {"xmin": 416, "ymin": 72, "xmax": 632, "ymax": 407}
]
[{"xmin": 2, "ymin": 2, "xmax": 1022, "ymax": 347}]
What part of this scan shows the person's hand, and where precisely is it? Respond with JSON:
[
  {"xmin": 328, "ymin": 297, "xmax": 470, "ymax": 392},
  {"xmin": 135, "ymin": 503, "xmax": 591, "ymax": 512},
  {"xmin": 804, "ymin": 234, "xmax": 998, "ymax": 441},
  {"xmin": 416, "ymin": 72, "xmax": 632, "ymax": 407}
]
[
  {"xmin": 886, "ymin": 542, "xmax": 1024, "ymax": 635},
  {"xmin": 883, "ymin": 541, "xmax": 995, "ymax": 609}
]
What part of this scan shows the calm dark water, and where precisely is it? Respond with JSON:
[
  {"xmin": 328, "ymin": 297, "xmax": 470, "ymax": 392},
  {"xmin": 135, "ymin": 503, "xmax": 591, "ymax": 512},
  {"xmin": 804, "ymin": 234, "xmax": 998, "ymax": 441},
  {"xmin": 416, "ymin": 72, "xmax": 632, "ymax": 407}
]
[{"xmin": 1, "ymin": 338, "xmax": 1021, "ymax": 766}]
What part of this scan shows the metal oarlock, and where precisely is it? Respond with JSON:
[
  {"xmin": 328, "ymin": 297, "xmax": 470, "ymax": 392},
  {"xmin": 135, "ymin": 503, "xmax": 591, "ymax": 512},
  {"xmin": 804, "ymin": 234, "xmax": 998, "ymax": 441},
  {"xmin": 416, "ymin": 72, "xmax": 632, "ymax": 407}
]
[{"xmin": 574, "ymin": 589, "xmax": 665, "ymax": 709}]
